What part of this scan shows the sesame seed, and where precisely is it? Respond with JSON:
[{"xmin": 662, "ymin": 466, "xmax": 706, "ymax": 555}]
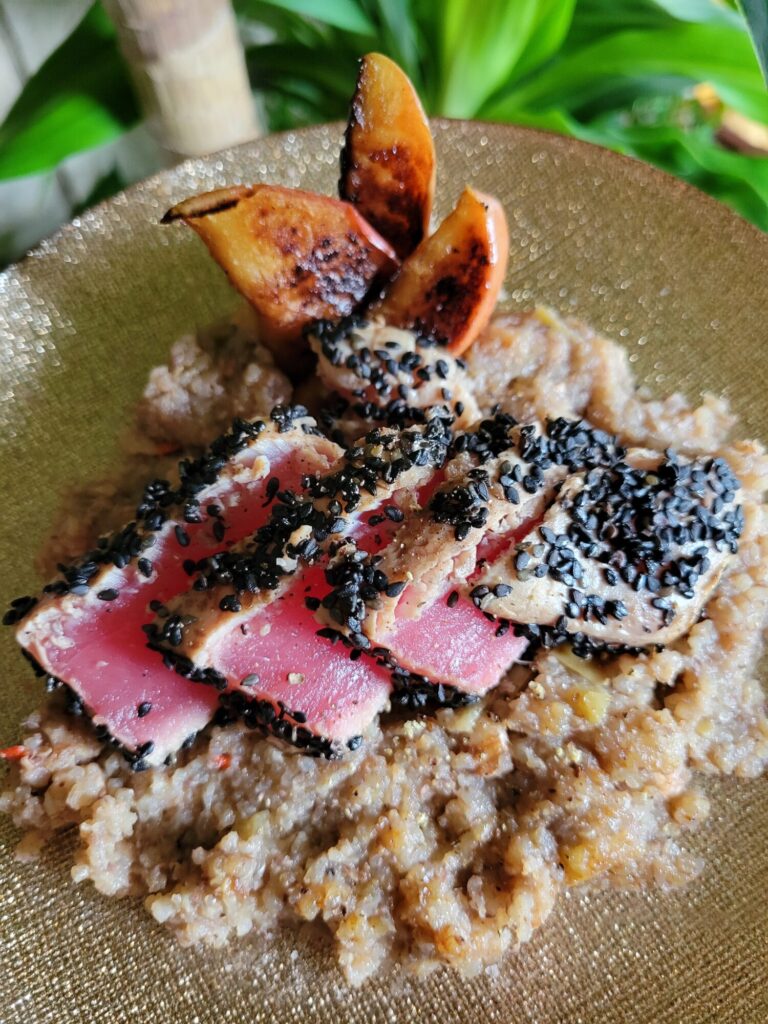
[
  {"xmin": 385, "ymin": 581, "xmax": 407, "ymax": 598},
  {"xmin": 515, "ymin": 551, "xmax": 531, "ymax": 571}
]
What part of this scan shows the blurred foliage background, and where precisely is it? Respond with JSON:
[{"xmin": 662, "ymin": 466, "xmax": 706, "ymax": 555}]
[{"xmin": 1, "ymin": 0, "xmax": 768, "ymax": 266}]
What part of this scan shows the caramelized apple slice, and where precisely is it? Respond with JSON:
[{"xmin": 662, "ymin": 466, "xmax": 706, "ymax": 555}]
[
  {"xmin": 163, "ymin": 184, "xmax": 398, "ymax": 367},
  {"xmin": 373, "ymin": 187, "xmax": 509, "ymax": 355},
  {"xmin": 340, "ymin": 52, "xmax": 436, "ymax": 260}
]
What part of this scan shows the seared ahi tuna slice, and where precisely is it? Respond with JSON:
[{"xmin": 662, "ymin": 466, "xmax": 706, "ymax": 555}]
[
  {"xmin": 188, "ymin": 564, "xmax": 393, "ymax": 756},
  {"xmin": 336, "ymin": 421, "xmax": 565, "ymax": 636},
  {"xmin": 475, "ymin": 448, "xmax": 744, "ymax": 651},
  {"xmin": 148, "ymin": 416, "xmax": 453, "ymax": 752},
  {"xmin": 320, "ymin": 415, "xmax": 625, "ymax": 692},
  {"xmin": 376, "ymin": 583, "xmax": 528, "ymax": 696},
  {"xmin": 154, "ymin": 414, "xmax": 451, "ymax": 662},
  {"xmin": 321, "ymin": 518, "xmax": 533, "ymax": 695},
  {"xmin": 11, "ymin": 413, "xmax": 341, "ymax": 766},
  {"xmin": 307, "ymin": 317, "xmax": 479, "ymax": 436}
]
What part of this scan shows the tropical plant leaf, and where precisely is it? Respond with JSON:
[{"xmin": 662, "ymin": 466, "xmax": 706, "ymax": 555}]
[
  {"xmin": 246, "ymin": 41, "xmax": 359, "ymax": 109},
  {"xmin": 740, "ymin": 0, "xmax": 768, "ymax": 85},
  {"xmin": 485, "ymin": 23, "xmax": 768, "ymax": 123},
  {"xmin": 236, "ymin": 0, "xmax": 375, "ymax": 35},
  {"xmin": 511, "ymin": 0, "xmax": 578, "ymax": 80},
  {"xmin": 649, "ymin": 0, "xmax": 743, "ymax": 24},
  {"xmin": 437, "ymin": 0, "xmax": 549, "ymax": 116},
  {"xmin": 562, "ymin": 0, "xmax": 744, "ymax": 64},
  {"xmin": 0, "ymin": 4, "xmax": 137, "ymax": 181},
  {"xmin": 590, "ymin": 112, "xmax": 768, "ymax": 228},
  {"xmin": 365, "ymin": 0, "xmax": 423, "ymax": 87}
]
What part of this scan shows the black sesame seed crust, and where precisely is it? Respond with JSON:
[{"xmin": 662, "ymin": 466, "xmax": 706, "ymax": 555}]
[
  {"xmin": 512, "ymin": 623, "xmax": 653, "ymax": 661},
  {"xmin": 434, "ymin": 413, "xmax": 625, "ymax": 541},
  {"xmin": 478, "ymin": 444, "xmax": 744, "ymax": 650},
  {"xmin": 4, "ymin": 415, "xmax": 303, "ymax": 619},
  {"xmin": 390, "ymin": 668, "xmax": 480, "ymax": 711},
  {"xmin": 218, "ymin": 690, "xmax": 350, "ymax": 759},
  {"xmin": 3, "ymin": 594, "xmax": 38, "ymax": 626},
  {"xmin": 307, "ymin": 316, "xmax": 479, "ymax": 437},
  {"xmin": 151, "ymin": 408, "xmax": 454, "ymax": 654}
]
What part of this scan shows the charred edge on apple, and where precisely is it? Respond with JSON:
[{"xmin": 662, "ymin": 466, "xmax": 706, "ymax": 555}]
[{"xmin": 161, "ymin": 186, "xmax": 254, "ymax": 224}]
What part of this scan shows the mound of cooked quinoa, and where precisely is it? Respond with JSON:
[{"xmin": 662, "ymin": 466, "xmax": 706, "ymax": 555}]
[{"xmin": 3, "ymin": 308, "xmax": 767, "ymax": 985}]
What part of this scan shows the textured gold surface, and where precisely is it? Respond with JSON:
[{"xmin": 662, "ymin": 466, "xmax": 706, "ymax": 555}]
[{"xmin": 1, "ymin": 121, "xmax": 767, "ymax": 1022}]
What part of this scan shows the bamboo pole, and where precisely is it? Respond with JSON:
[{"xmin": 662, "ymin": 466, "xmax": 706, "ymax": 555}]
[{"xmin": 103, "ymin": 0, "xmax": 261, "ymax": 160}]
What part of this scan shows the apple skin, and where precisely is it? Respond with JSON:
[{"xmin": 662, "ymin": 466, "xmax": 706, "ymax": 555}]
[
  {"xmin": 340, "ymin": 52, "xmax": 436, "ymax": 261},
  {"xmin": 373, "ymin": 186, "xmax": 509, "ymax": 356},
  {"xmin": 163, "ymin": 184, "xmax": 398, "ymax": 372}
]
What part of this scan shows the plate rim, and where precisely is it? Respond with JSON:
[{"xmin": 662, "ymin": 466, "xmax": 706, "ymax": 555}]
[{"xmin": 2, "ymin": 116, "xmax": 766, "ymax": 286}]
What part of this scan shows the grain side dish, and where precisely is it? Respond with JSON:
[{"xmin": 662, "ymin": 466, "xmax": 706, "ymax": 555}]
[{"xmin": 2, "ymin": 54, "xmax": 767, "ymax": 985}]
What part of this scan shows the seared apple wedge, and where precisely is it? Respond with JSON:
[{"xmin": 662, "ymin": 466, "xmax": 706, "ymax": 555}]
[
  {"xmin": 373, "ymin": 186, "xmax": 509, "ymax": 355},
  {"xmin": 340, "ymin": 52, "xmax": 436, "ymax": 260},
  {"xmin": 163, "ymin": 184, "xmax": 398, "ymax": 368}
]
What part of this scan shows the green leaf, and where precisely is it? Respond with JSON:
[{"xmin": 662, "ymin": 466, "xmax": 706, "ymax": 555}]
[
  {"xmin": 237, "ymin": 0, "xmax": 375, "ymax": 34},
  {"xmin": 564, "ymin": 0, "xmax": 683, "ymax": 50},
  {"xmin": 246, "ymin": 40, "xmax": 361, "ymax": 125},
  {"xmin": 511, "ymin": 0, "xmax": 578, "ymax": 80},
  {"xmin": 0, "ymin": 4, "xmax": 137, "ymax": 181},
  {"xmin": 246, "ymin": 41, "xmax": 358, "ymax": 99},
  {"xmin": 740, "ymin": 0, "xmax": 768, "ymax": 84},
  {"xmin": 647, "ymin": 0, "xmax": 743, "ymax": 25},
  {"xmin": 364, "ymin": 0, "xmax": 423, "ymax": 87},
  {"xmin": 589, "ymin": 113, "xmax": 768, "ymax": 229},
  {"xmin": 564, "ymin": 0, "xmax": 743, "ymax": 54},
  {"xmin": 0, "ymin": 96, "xmax": 127, "ymax": 180},
  {"xmin": 437, "ymin": 0, "xmax": 551, "ymax": 117},
  {"xmin": 485, "ymin": 23, "xmax": 768, "ymax": 123}
]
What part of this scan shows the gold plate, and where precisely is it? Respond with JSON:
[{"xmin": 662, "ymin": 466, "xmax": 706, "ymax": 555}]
[{"xmin": 1, "ymin": 121, "xmax": 767, "ymax": 1023}]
